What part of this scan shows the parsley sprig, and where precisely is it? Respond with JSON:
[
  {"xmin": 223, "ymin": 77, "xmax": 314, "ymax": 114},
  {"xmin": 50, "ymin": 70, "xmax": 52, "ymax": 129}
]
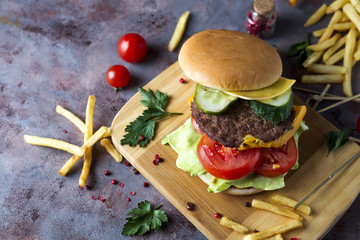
[
  {"xmin": 121, "ymin": 200, "xmax": 168, "ymax": 236},
  {"xmin": 121, "ymin": 87, "xmax": 182, "ymax": 147},
  {"xmin": 288, "ymin": 33, "xmax": 312, "ymax": 68}
]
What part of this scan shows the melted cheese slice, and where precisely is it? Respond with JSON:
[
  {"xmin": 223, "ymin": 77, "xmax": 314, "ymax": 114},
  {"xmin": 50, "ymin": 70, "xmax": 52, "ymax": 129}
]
[
  {"xmin": 225, "ymin": 77, "xmax": 296, "ymax": 100},
  {"xmin": 238, "ymin": 105, "xmax": 307, "ymax": 150}
]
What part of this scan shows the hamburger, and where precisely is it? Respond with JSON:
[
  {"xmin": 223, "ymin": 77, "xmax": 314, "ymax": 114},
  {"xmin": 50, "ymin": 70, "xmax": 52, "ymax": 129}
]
[{"xmin": 162, "ymin": 29, "xmax": 308, "ymax": 195}]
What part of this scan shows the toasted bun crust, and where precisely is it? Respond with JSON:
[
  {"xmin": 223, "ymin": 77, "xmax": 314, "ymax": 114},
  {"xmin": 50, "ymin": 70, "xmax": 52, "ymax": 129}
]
[
  {"xmin": 198, "ymin": 174, "xmax": 263, "ymax": 196},
  {"xmin": 178, "ymin": 29, "xmax": 282, "ymax": 91}
]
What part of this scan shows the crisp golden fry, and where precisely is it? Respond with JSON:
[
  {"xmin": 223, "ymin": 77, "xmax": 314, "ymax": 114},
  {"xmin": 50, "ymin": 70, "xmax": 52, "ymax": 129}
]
[
  {"xmin": 301, "ymin": 74, "xmax": 344, "ymax": 84},
  {"xmin": 264, "ymin": 234, "xmax": 283, "ymax": 240},
  {"xmin": 100, "ymin": 138, "xmax": 123, "ymax": 163},
  {"xmin": 251, "ymin": 199, "xmax": 303, "ymax": 220},
  {"xmin": 271, "ymin": 194, "xmax": 311, "ymax": 216},
  {"xmin": 308, "ymin": 33, "xmax": 341, "ymax": 51},
  {"xmin": 303, "ymin": 51, "xmax": 324, "ymax": 68},
  {"xmin": 319, "ymin": 10, "xmax": 343, "ymax": 43},
  {"xmin": 343, "ymin": 3, "xmax": 360, "ymax": 31},
  {"xmin": 340, "ymin": 13, "xmax": 350, "ymax": 22},
  {"xmin": 333, "ymin": 21, "xmax": 355, "ymax": 30},
  {"xmin": 243, "ymin": 219, "xmax": 303, "ymax": 240},
  {"xmin": 24, "ymin": 135, "xmax": 84, "ymax": 156},
  {"xmin": 353, "ymin": 38, "xmax": 360, "ymax": 60},
  {"xmin": 323, "ymin": 34, "xmax": 346, "ymax": 61},
  {"xmin": 344, "ymin": 27, "xmax": 357, "ymax": 96},
  {"xmin": 103, "ymin": 127, "xmax": 112, "ymax": 138},
  {"xmin": 350, "ymin": 0, "xmax": 360, "ymax": 13},
  {"xmin": 325, "ymin": 48, "xmax": 345, "ymax": 65},
  {"xmin": 307, "ymin": 64, "xmax": 346, "ymax": 74},
  {"xmin": 58, "ymin": 126, "xmax": 108, "ymax": 176},
  {"xmin": 289, "ymin": 0, "xmax": 298, "ymax": 7},
  {"xmin": 304, "ymin": 4, "xmax": 327, "ymax": 27},
  {"xmin": 168, "ymin": 11, "xmax": 190, "ymax": 51},
  {"xmin": 79, "ymin": 95, "xmax": 96, "ymax": 186},
  {"xmin": 219, "ymin": 217, "xmax": 249, "ymax": 234},
  {"xmin": 313, "ymin": 28, "xmax": 326, "ymax": 37},
  {"xmin": 326, "ymin": 0, "xmax": 350, "ymax": 14},
  {"xmin": 56, "ymin": 105, "xmax": 85, "ymax": 133}
]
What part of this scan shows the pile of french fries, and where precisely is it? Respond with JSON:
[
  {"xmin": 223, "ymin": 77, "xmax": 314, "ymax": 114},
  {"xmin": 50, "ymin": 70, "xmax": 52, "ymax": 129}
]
[
  {"xmin": 24, "ymin": 95, "xmax": 123, "ymax": 186},
  {"xmin": 302, "ymin": 0, "xmax": 360, "ymax": 97},
  {"xmin": 219, "ymin": 194, "xmax": 311, "ymax": 240}
]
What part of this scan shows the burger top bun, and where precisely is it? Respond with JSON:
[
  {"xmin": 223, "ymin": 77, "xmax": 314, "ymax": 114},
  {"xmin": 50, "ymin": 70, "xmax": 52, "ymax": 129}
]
[{"xmin": 178, "ymin": 29, "xmax": 282, "ymax": 91}]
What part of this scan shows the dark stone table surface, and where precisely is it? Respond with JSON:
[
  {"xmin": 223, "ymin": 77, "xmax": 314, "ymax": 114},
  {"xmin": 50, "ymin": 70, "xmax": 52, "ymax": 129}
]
[{"xmin": 1, "ymin": 0, "xmax": 359, "ymax": 239}]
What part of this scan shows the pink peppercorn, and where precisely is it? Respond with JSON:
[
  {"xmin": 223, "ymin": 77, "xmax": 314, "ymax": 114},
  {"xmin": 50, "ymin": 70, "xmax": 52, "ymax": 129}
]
[
  {"xmin": 124, "ymin": 160, "xmax": 131, "ymax": 166},
  {"xmin": 91, "ymin": 196, "xmax": 96, "ymax": 200},
  {"xmin": 104, "ymin": 170, "xmax": 110, "ymax": 175},
  {"xmin": 138, "ymin": 135, "xmax": 144, "ymax": 141},
  {"xmin": 130, "ymin": 192, "xmax": 136, "ymax": 196},
  {"xmin": 290, "ymin": 238, "xmax": 299, "ymax": 240},
  {"xmin": 84, "ymin": 185, "xmax": 91, "ymax": 190},
  {"xmin": 214, "ymin": 212, "xmax": 221, "ymax": 218},
  {"xmin": 111, "ymin": 179, "xmax": 117, "ymax": 184},
  {"xmin": 79, "ymin": 186, "xmax": 83, "ymax": 189},
  {"xmin": 143, "ymin": 182, "xmax": 149, "ymax": 187},
  {"xmin": 119, "ymin": 183, "xmax": 124, "ymax": 188},
  {"xmin": 62, "ymin": 129, "xmax": 67, "ymax": 133},
  {"xmin": 153, "ymin": 159, "xmax": 159, "ymax": 165},
  {"xmin": 126, "ymin": 198, "xmax": 131, "ymax": 202},
  {"xmin": 179, "ymin": 78, "xmax": 185, "ymax": 83}
]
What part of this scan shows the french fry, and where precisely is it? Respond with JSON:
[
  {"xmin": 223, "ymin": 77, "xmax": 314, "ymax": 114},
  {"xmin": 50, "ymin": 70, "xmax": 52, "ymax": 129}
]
[
  {"xmin": 343, "ymin": 3, "xmax": 360, "ymax": 31},
  {"xmin": 303, "ymin": 51, "xmax": 324, "ymax": 68},
  {"xmin": 353, "ymin": 38, "xmax": 360, "ymax": 60},
  {"xmin": 100, "ymin": 138, "xmax": 123, "ymax": 163},
  {"xmin": 264, "ymin": 234, "xmax": 283, "ymax": 240},
  {"xmin": 323, "ymin": 34, "xmax": 347, "ymax": 61},
  {"xmin": 313, "ymin": 28, "xmax": 326, "ymax": 37},
  {"xmin": 219, "ymin": 217, "xmax": 249, "ymax": 234},
  {"xmin": 343, "ymin": 27, "xmax": 357, "ymax": 96},
  {"xmin": 332, "ymin": 21, "xmax": 355, "ymax": 30},
  {"xmin": 271, "ymin": 194, "xmax": 311, "ymax": 216},
  {"xmin": 58, "ymin": 126, "xmax": 108, "ymax": 176},
  {"xmin": 301, "ymin": 74, "xmax": 344, "ymax": 84},
  {"xmin": 243, "ymin": 219, "xmax": 303, "ymax": 240},
  {"xmin": 308, "ymin": 33, "xmax": 341, "ymax": 51},
  {"xmin": 103, "ymin": 127, "xmax": 112, "ymax": 138},
  {"xmin": 350, "ymin": 0, "xmax": 360, "ymax": 13},
  {"xmin": 289, "ymin": 0, "xmax": 298, "ymax": 7},
  {"xmin": 304, "ymin": 4, "xmax": 327, "ymax": 27},
  {"xmin": 307, "ymin": 64, "xmax": 346, "ymax": 74},
  {"xmin": 319, "ymin": 10, "xmax": 343, "ymax": 43},
  {"xmin": 340, "ymin": 13, "xmax": 350, "ymax": 22},
  {"xmin": 24, "ymin": 135, "xmax": 84, "ymax": 156},
  {"xmin": 324, "ymin": 48, "xmax": 345, "ymax": 65},
  {"xmin": 79, "ymin": 95, "xmax": 96, "ymax": 186},
  {"xmin": 168, "ymin": 11, "xmax": 190, "ymax": 51},
  {"xmin": 56, "ymin": 105, "xmax": 85, "ymax": 133},
  {"xmin": 251, "ymin": 199, "xmax": 303, "ymax": 220},
  {"xmin": 326, "ymin": 0, "xmax": 350, "ymax": 14}
]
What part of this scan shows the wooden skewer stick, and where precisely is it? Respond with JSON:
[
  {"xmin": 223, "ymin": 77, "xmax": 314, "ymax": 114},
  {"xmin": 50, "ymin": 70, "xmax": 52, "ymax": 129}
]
[
  {"xmin": 313, "ymin": 84, "xmax": 331, "ymax": 110},
  {"xmin": 317, "ymin": 93, "xmax": 360, "ymax": 113}
]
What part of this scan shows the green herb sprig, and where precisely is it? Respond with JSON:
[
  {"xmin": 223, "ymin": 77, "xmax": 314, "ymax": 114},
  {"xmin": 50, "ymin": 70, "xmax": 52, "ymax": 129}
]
[
  {"xmin": 122, "ymin": 200, "xmax": 168, "ymax": 236},
  {"xmin": 325, "ymin": 129, "xmax": 350, "ymax": 156},
  {"xmin": 288, "ymin": 33, "xmax": 312, "ymax": 68},
  {"xmin": 121, "ymin": 88, "xmax": 182, "ymax": 147}
]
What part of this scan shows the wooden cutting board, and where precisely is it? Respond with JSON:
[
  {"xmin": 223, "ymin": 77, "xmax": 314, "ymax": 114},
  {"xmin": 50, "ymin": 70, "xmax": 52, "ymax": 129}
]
[{"xmin": 111, "ymin": 62, "xmax": 360, "ymax": 240}]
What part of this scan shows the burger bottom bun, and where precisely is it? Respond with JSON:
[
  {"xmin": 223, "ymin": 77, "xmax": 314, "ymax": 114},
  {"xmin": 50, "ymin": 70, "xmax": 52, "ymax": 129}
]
[{"xmin": 198, "ymin": 174, "xmax": 264, "ymax": 196}]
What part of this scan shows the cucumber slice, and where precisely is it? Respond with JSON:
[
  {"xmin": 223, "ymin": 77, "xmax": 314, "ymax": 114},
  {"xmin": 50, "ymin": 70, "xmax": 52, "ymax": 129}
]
[
  {"xmin": 195, "ymin": 83, "xmax": 238, "ymax": 114},
  {"xmin": 249, "ymin": 90, "xmax": 293, "ymax": 123}
]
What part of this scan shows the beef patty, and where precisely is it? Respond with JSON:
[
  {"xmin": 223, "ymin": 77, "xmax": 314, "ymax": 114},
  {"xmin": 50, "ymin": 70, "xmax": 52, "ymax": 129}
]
[{"xmin": 191, "ymin": 100, "xmax": 294, "ymax": 148}]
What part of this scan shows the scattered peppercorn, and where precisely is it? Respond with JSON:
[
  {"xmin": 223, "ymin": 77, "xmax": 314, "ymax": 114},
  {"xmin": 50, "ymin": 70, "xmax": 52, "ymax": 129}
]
[
  {"xmin": 126, "ymin": 198, "xmax": 131, "ymax": 202},
  {"xmin": 133, "ymin": 168, "xmax": 139, "ymax": 174},
  {"xmin": 91, "ymin": 196, "xmax": 96, "ymax": 200},
  {"xmin": 104, "ymin": 170, "xmax": 110, "ymax": 175},
  {"xmin": 245, "ymin": 202, "xmax": 251, "ymax": 207},
  {"xmin": 79, "ymin": 186, "xmax": 83, "ymax": 190},
  {"xmin": 119, "ymin": 183, "xmax": 124, "ymax": 188},
  {"xmin": 130, "ymin": 191, "xmax": 136, "ymax": 196},
  {"xmin": 186, "ymin": 202, "xmax": 195, "ymax": 210},
  {"xmin": 111, "ymin": 179, "xmax": 117, "ymax": 184},
  {"xmin": 62, "ymin": 129, "xmax": 67, "ymax": 133},
  {"xmin": 98, "ymin": 196, "xmax": 105, "ymax": 203},
  {"xmin": 84, "ymin": 185, "xmax": 91, "ymax": 190},
  {"xmin": 143, "ymin": 182, "xmax": 149, "ymax": 187},
  {"xmin": 253, "ymin": 229, "xmax": 259, "ymax": 233},
  {"xmin": 124, "ymin": 160, "xmax": 131, "ymax": 166},
  {"xmin": 179, "ymin": 78, "xmax": 185, "ymax": 84},
  {"xmin": 214, "ymin": 212, "xmax": 221, "ymax": 218},
  {"xmin": 126, "ymin": 167, "xmax": 130, "ymax": 171},
  {"xmin": 138, "ymin": 135, "xmax": 144, "ymax": 141},
  {"xmin": 290, "ymin": 238, "xmax": 299, "ymax": 240},
  {"xmin": 153, "ymin": 159, "xmax": 159, "ymax": 165}
]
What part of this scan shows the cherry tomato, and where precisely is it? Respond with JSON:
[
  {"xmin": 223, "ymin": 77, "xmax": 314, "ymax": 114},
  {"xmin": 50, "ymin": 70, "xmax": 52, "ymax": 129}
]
[
  {"xmin": 117, "ymin": 33, "xmax": 147, "ymax": 63},
  {"xmin": 357, "ymin": 116, "xmax": 360, "ymax": 134},
  {"xmin": 191, "ymin": 115, "xmax": 205, "ymax": 135},
  {"xmin": 197, "ymin": 134, "xmax": 263, "ymax": 180},
  {"xmin": 255, "ymin": 137, "xmax": 297, "ymax": 178},
  {"xmin": 106, "ymin": 65, "xmax": 130, "ymax": 88}
]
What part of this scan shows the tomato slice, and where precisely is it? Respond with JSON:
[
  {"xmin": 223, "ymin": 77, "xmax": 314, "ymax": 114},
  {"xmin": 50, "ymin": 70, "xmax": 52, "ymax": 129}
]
[
  {"xmin": 191, "ymin": 115, "xmax": 205, "ymax": 135},
  {"xmin": 197, "ymin": 134, "xmax": 263, "ymax": 180},
  {"xmin": 255, "ymin": 137, "xmax": 297, "ymax": 177}
]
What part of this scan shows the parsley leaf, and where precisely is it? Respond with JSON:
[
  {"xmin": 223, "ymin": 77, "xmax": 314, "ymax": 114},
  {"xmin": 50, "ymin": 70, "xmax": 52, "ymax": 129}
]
[
  {"xmin": 325, "ymin": 129, "xmax": 349, "ymax": 156},
  {"xmin": 121, "ymin": 200, "xmax": 168, "ymax": 236},
  {"xmin": 288, "ymin": 33, "xmax": 312, "ymax": 68},
  {"xmin": 121, "ymin": 88, "xmax": 182, "ymax": 147}
]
